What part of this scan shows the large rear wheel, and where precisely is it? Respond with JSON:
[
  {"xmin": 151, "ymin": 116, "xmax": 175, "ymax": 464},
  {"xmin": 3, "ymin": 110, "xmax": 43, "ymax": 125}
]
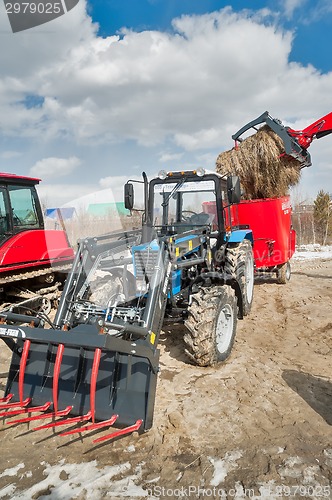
[
  {"xmin": 224, "ymin": 239, "xmax": 254, "ymax": 316},
  {"xmin": 184, "ymin": 285, "xmax": 237, "ymax": 367}
]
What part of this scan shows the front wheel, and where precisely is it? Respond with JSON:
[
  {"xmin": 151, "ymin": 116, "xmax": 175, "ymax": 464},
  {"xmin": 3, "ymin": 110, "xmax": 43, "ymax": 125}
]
[{"xmin": 184, "ymin": 285, "xmax": 237, "ymax": 367}]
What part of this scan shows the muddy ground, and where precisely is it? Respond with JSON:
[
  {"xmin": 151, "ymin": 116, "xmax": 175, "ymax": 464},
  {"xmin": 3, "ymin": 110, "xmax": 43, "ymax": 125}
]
[{"xmin": 0, "ymin": 257, "xmax": 331, "ymax": 499}]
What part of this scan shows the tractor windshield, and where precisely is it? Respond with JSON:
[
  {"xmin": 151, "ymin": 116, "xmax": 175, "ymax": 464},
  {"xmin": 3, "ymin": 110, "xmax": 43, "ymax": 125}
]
[
  {"xmin": 0, "ymin": 190, "xmax": 9, "ymax": 240},
  {"xmin": 8, "ymin": 185, "xmax": 41, "ymax": 230},
  {"xmin": 152, "ymin": 179, "xmax": 217, "ymax": 229}
]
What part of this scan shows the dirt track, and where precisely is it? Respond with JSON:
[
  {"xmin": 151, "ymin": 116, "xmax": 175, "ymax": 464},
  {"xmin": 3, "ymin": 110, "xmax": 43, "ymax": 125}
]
[{"xmin": 0, "ymin": 258, "xmax": 331, "ymax": 499}]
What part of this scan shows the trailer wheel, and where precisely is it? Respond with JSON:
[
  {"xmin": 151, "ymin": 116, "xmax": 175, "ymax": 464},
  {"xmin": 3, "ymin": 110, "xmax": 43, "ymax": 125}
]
[
  {"xmin": 184, "ymin": 285, "xmax": 237, "ymax": 367},
  {"xmin": 224, "ymin": 239, "xmax": 254, "ymax": 316},
  {"xmin": 276, "ymin": 261, "xmax": 291, "ymax": 284}
]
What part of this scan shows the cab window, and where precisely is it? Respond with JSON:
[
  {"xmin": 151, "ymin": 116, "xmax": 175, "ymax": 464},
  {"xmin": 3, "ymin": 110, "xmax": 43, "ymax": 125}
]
[{"xmin": 8, "ymin": 185, "xmax": 40, "ymax": 229}]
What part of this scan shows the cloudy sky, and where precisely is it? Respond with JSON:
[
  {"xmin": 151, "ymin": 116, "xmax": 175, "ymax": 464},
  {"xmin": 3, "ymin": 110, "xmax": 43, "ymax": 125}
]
[{"xmin": 0, "ymin": 0, "xmax": 332, "ymax": 208}]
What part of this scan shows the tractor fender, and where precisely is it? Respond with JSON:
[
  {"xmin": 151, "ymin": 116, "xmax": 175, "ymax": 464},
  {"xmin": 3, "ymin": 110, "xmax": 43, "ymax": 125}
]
[{"xmin": 226, "ymin": 229, "xmax": 253, "ymax": 245}]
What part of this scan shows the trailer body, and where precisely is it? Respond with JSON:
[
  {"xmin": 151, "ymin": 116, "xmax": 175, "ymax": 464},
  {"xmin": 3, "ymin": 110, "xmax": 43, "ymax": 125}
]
[{"xmin": 230, "ymin": 196, "xmax": 295, "ymax": 270}]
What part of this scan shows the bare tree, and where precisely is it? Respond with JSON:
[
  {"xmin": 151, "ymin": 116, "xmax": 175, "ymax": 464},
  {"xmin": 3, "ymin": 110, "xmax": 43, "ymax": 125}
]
[{"xmin": 313, "ymin": 190, "xmax": 331, "ymax": 245}]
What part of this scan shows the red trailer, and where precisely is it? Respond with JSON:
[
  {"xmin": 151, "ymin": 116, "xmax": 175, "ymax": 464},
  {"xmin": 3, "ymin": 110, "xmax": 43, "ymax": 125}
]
[
  {"xmin": 216, "ymin": 109, "xmax": 332, "ymax": 284},
  {"xmin": 202, "ymin": 195, "xmax": 295, "ymax": 283},
  {"xmin": 229, "ymin": 196, "xmax": 295, "ymax": 283}
]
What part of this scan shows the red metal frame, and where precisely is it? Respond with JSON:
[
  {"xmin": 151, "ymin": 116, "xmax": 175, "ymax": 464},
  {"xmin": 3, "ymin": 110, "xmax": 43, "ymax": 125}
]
[
  {"xmin": 287, "ymin": 111, "xmax": 332, "ymax": 149},
  {"xmin": 93, "ymin": 420, "xmax": 143, "ymax": 444},
  {"xmin": 232, "ymin": 110, "xmax": 332, "ymax": 169},
  {"xmin": 0, "ymin": 173, "xmax": 40, "ymax": 184}
]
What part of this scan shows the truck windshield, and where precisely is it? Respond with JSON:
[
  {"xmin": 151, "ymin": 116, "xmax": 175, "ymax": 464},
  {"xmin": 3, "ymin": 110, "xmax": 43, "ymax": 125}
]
[{"xmin": 153, "ymin": 179, "xmax": 217, "ymax": 228}]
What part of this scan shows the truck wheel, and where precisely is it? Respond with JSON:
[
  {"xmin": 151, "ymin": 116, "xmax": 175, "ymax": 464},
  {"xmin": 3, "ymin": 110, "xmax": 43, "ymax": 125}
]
[
  {"xmin": 184, "ymin": 285, "xmax": 237, "ymax": 367},
  {"xmin": 276, "ymin": 261, "xmax": 291, "ymax": 284},
  {"xmin": 224, "ymin": 239, "xmax": 254, "ymax": 316}
]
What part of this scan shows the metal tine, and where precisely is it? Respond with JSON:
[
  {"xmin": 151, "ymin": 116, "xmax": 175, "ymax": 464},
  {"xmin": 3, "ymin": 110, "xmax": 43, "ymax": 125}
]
[
  {"xmin": 93, "ymin": 419, "xmax": 143, "ymax": 444},
  {"xmin": 33, "ymin": 411, "xmax": 93, "ymax": 431},
  {"xmin": 6, "ymin": 344, "xmax": 69, "ymax": 425},
  {"xmin": 0, "ymin": 402, "xmax": 51, "ymax": 419},
  {"xmin": 19, "ymin": 339, "xmax": 31, "ymax": 405},
  {"xmin": 34, "ymin": 347, "xmax": 102, "ymax": 432},
  {"xmin": 0, "ymin": 394, "xmax": 13, "ymax": 404},
  {"xmin": 53, "ymin": 343, "xmax": 64, "ymax": 414},
  {"xmin": 8, "ymin": 406, "xmax": 73, "ymax": 425},
  {"xmin": 0, "ymin": 339, "xmax": 32, "ymax": 412},
  {"xmin": 0, "ymin": 397, "xmax": 31, "ymax": 410},
  {"xmin": 60, "ymin": 414, "xmax": 119, "ymax": 437},
  {"xmin": 89, "ymin": 347, "xmax": 101, "ymax": 424}
]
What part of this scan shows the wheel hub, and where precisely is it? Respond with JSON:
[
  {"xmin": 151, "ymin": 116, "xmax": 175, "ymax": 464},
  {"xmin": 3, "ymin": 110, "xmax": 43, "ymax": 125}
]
[{"xmin": 216, "ymin": 304, "xmax": 234, "ymax": 354}]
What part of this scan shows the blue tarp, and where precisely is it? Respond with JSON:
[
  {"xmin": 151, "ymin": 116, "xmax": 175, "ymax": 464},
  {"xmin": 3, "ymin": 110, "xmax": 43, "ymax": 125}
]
[{"xmin": 45, "ymin": 207, "xmax": 76, "ymax": 220}]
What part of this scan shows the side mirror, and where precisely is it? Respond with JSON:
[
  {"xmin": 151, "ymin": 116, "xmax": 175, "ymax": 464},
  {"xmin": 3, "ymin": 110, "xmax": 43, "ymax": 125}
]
[
  {"xmin": 227, "ymin": 176, "xmax": 241, "ymax": 205},
  {"xmin": 124, "ymin": 183, "xmax": 134, "ymax": 211}
]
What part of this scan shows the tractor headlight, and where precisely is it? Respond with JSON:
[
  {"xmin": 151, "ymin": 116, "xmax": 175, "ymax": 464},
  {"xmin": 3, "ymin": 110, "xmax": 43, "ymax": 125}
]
[
  {"xmin": 158, "ymin": 170, "xmax": 168, "ymax": 180},
  {"xmin": 196, "ymin": 167, "xmax": 205, "ymax": 177}
]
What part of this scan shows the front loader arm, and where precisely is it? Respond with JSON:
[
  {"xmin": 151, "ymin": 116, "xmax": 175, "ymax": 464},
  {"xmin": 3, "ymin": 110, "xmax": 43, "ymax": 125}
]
[{"xmin": 287, "ymin": 111, "xmax": 332, "ymax": 148}]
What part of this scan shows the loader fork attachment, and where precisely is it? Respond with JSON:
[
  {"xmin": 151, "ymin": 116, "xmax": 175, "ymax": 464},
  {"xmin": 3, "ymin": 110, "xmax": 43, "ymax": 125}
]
[
  {"xmin": 0, "ymin": 335, "xmax": 159, "ymax": 442},
  {"xmin": 232, "ymin": 110, "xmax": 313, "ymax": 168},
  {"xmin": 0, "ymin": 230, "xmax": 171, "ymax": 443}
]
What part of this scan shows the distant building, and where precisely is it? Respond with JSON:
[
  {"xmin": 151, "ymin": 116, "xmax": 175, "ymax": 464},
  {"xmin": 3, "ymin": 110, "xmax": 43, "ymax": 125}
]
[
  {"xmin": 87, "ymin": 202, "xmax": 129, "ymax": 217},
  {"xmin": 293, "ymin": 203, "xmax": 314, "ymax": 214}
]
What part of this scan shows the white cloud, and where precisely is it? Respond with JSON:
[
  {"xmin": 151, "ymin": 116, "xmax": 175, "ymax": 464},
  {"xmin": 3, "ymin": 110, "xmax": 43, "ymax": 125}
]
[
  {"xmin": 280, "ymin": 0, "xmax": 307, "ymax": 19},
  {"xmin": 175, "ymin": 128, "xmax": 222, "ymax": 151},
  {"xmin": 159, "ymin": 152, "xmax": 183, "ymax": 162},
  {"xmin": 0, "ymin": 5, "xmax": 315, "ymax": 148},
  {"xmin": 99, "ymin": 174, "xmax": 144, "ymax": 204},
  {"xmin": 29, "ymin": 156, "xmax": 81, "ymax": 179},
  {"xmin": 37, "ymin": 182, "xmax": 98, "ymax": 208},
  {"xmin": 0, "ymin": 150, "xmax": 22, "ymax": 159},
  {"xmin": 289, "ymin": 0, "xmax": 332, "ymax": 24},
  {"xmin": 0, "ymin": 4, "xmax": 332, "ymax": 198}
]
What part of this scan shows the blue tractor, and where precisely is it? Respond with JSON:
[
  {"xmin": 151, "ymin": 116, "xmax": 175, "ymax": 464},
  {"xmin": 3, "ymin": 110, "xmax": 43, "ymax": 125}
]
[{"xmin": 0, "ymin": 169, "xmax": 254, "ymax": 442}]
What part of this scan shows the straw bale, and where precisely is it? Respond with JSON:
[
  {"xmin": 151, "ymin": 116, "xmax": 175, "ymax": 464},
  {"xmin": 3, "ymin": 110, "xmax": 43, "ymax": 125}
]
[{"xmin": 216, "ymin": 126, "xmax": 302, "ymax": 199}]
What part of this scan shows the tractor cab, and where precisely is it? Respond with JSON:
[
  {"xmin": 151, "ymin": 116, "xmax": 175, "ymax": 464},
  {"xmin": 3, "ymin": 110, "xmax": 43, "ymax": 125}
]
[
  {"xmin": 149, "ymin": 170, "xmax": 223, "ymax": 235},
  {"xmin": 0, "ymin": 174, "xmax": 43, "ymax": 242},
  {"xmin": 125, "ymin": 169, "xmax": 241, "ymax": 239}
]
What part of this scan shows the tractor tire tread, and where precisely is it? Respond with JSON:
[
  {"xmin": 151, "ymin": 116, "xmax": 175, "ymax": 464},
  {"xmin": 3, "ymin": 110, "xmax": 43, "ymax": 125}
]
[{"xmin": 184, "ymin": 285, "xmax": 237, "ymax": 367}]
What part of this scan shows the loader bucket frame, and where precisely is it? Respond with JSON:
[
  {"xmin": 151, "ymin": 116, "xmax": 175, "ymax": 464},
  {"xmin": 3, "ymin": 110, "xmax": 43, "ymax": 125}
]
[
  {"xmin": 0, "ymin": 229, "xmax": 170, "ymax": 441},
  {"xmin": 232, "ymin": 111, "xmax": 312, "ymax": 168}
]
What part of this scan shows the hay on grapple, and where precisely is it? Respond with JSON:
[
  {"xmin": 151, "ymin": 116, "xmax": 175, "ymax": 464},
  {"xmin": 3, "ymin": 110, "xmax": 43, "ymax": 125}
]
[{"xmin": 216, "ymin": 126, "xmax": 302, "ymax": 199}]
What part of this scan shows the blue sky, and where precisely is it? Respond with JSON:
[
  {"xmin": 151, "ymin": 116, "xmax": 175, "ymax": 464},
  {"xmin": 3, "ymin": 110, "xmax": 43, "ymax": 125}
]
[
  {"xmin": 0, "ymin": 0, "xmax": 331, "ymax": 211},
  {"xmin": 89, "ymin": 0, "xmax": 332, "ymax": 73}
]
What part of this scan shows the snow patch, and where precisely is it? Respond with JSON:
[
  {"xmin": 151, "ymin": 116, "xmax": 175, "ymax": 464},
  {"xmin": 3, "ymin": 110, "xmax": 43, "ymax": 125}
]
[
  {"xmin": 11, "ymin": 460, "xmax": 148, "ymax": 499},
  {"xmin": 293, "ymin": 245, "xmax": 332, "ymax": 260},
  {"xmin": 209, "ymin": 450, "xmax": 243, "ymax": 486},
  {"xmin": 0, "ymin": 463, "xmax": 25, "ymax": 478},
  {"xmin": 279, "ymin": 456, "xmax": 304, "ymax": 479},
  {"xmin": 0, "ymin": 483, "xmax": 16, "ymax": 499},
  {"xmin": 125, "ymin": 445, "xmax": 136, "ymax": 453}
]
